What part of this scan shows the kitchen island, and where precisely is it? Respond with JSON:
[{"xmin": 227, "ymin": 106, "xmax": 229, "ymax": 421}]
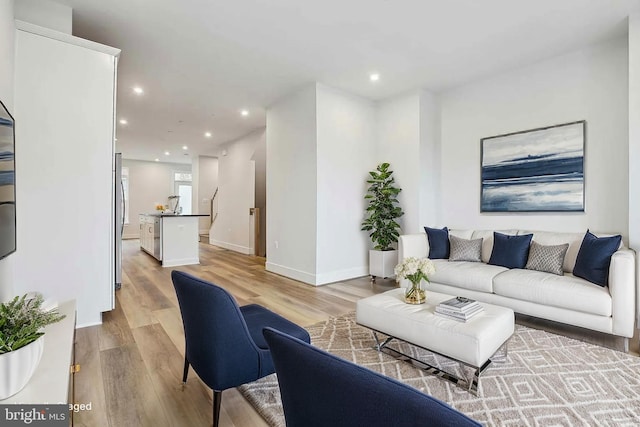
[{"xmin": 139, "ymin": 213, "xmax": 209, "ymax": 267}]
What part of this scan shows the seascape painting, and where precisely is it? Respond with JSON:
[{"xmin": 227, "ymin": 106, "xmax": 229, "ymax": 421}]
[{"xmin": 481, "ymin": 121, "xmax": 585, "ymax": 212}]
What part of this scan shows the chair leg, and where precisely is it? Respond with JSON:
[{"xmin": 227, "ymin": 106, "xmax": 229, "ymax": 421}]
[
  {"xmin": 182, "ymin": 357, "xmax": 190, "ymax": 383},
  {"xmin": 213, "ymin": 390, "xmax": 222, "ymax": 427}
]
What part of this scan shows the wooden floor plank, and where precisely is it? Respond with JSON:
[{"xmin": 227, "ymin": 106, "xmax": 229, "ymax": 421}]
[
  {"xmin": 115, "ymin": 273, "xmax": 158, "ymax": 330},
  {"xmin": 73, "ymin": 326, "xmax": 109, "ymax": 427},
  {"xmin": 153, "ymin": 308, "xmax": 186, "ymax": 358},
  {"xmin": 97, "ymin": 293, "xmax": 136, "ymax": 351},
  {"xmin": 100, "ymin": 343, "xmax": 170, "ymax": 427},
  {"xmin": 131, "ymin": 324, "xmax": 212, "ymax": 426}
]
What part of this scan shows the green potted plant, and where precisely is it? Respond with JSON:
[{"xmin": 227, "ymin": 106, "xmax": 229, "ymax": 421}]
[
  {"xmin": 0, "ymin": 293, "xmax": 65, "ymax": 400},
  {"xmin": 361, "ymin": 162, "xmax": 404, "ymax": 280}
]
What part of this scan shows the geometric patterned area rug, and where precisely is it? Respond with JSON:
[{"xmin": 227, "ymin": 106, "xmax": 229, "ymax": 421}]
[{"xmin": 239, "ymin": 312, "xmax": 640, "ymax": 426}]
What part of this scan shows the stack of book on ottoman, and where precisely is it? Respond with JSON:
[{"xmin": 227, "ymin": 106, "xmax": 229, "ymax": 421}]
[{"xmin": 435, "ymin": 297, "xmax": 484, "ymax": 322}]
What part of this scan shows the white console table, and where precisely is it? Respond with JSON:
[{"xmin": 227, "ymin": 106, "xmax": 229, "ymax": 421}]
[{"xmin": 3, "ymin": 300, "xmax": 77, "ymax": 405}]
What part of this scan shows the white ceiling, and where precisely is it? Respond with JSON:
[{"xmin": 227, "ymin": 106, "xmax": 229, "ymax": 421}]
[{"xmin": 58, "ymin": 0, "xmax": 640, "ymax": 164}]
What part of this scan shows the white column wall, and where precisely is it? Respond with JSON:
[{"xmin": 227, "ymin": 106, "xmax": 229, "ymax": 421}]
[
  {"xmin": 628, "ymin": 14, "xmax": 640, "ymax": 321},
  {"xmin": 376, "ymin": 93, "xmax": 421, "ymax": 235},
  {"xmin": 419, "ymin": 90, "xmax": 441, "ymax": 228},
  {"xmin": 266, "ymin": 85, "xmax": 318, "ymax": 283},
  {"xmin": 0, "ymin": 0, "xmax": 14, "ymax": 302},
  {"xmin": 315, "ymin": 84, "xmax": 376, "ymax": 284}
]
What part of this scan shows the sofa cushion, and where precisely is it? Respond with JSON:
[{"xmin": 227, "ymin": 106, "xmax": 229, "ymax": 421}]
[
  {"xmin": 573, "ymin": 230, "xmax": 622, "ymax": 287},
  {"xmin": 472, "ymin": 230, "xmax": 518, "ymax": 263},
  {"xmin": 424, "ymin": 226, "xmax": 449, "ymax": 259},
  {"xmin": 525, "ymin": 241, "xmax": 569, "ymax": 276},
  {"xmin": 488, "ymin": 232, "xmax": 533, "ymax": 269},
  {"xmin": 493, "ymin": 269, "xmax": 612, "ymax": 317},
  {"xmin": 431, "ymin": 259, "xmax": 507, "ymax": 293},
  {"xmin": 448, "ymin": 235, "xmax": 482, "ymax": 262}
]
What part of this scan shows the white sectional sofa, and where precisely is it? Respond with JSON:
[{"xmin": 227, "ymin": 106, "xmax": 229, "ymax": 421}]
[{"xmin": 398, "ymin": 230, "xmax": 636, "ymax": 343}]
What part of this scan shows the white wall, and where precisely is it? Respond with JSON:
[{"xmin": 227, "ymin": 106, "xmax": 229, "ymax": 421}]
[
  {"xmin": 316, "ymin": 84, "xmax": 376, "ymax": 284},
  {"xmin": 629, "ymin": 14, "xmax": 640, "ymax": 319},
  {"xmin": 419, "ymin": 90, "xmax": 441, "ymax": 227},
  {"xmin": 0, "ymin": 0, "xmax": 14, "ymax": 303},
  {"xmin": 376, "ymin": 93, "xmax": 422, "ymax": 234},
  {"xmin": 439, "ymin": 37, "xmax": 629, "ymax": 236},
  {"xmin": 196, "ymin": 156, "xmax": 218, "ymax": 233},
  {"xmin": 209, "ymin": 129, "xmax": 262, "ymax": 254},
  {"xmin": 15, "ymin": 0, "xmax": 72, "ymax": 34},
  {"xmin": 266, "ymin": 85, "xmax": 318, "ymax": 282},
  {"xmin": 122, "ymin": 159, "xmax": 191, "ymax": 239}
]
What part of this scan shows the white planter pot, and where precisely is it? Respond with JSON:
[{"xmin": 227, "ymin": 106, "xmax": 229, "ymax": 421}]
[
  {"xmin": 0, "ymin": 336, "xmax": 44, "ymax": 400},
  {"xmin": 369, "ymin": 249, "xmax": 397, "ymax": 278}
]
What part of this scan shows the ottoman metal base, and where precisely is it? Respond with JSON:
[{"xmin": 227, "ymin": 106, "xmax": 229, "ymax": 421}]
[{"xmin": 369, "ymin": 329, "xmax": 508, "ymax": 396}]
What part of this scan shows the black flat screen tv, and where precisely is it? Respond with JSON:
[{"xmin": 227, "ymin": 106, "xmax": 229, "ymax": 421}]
[{"xmin": 0, "ymin": 99, "xmax": 15, "ymax": 260}]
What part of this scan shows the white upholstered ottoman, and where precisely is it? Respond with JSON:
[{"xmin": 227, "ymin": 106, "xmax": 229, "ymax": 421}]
[{"xmin": 356, "ymin": 288, "xmax": 514, "ymax": 394}]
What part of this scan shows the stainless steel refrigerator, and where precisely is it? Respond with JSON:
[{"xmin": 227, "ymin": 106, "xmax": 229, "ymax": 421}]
[{"xmin": 114, "ymin": 153, "xmax": 124, "ymax": 290}]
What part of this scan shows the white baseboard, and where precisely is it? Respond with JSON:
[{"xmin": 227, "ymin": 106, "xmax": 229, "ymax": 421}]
[
  {"xmin": 162, "ymin": 257, "xmax": 200, "ymax": 268},
  {"xmin": 264, "ymin": 263, "xmax": 368, "ymax": 286},
  {"xmin": 76, "ymin": 314, "xmax": 103, "ymax": 329},
  {"xmin": 265, "ymin": 262, "xmax": 317, "ymax": 285},
  {"xmin": 210, "ymin": 239, "xmax": 252, "ymax": 255},
  {"xmin": 316, "ymin": 266, "xmax": 369, "ymax": 285}
]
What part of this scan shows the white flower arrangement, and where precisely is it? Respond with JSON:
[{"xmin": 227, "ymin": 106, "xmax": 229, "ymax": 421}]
[{"xmin": 394, "ymin": 256, "xmax": 435, "ymax": 285}]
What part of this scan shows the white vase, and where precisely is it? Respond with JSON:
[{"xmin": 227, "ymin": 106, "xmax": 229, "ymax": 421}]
[{"xmin": 0, "ymin": 336, "xmax": 44, "ymax": 400}]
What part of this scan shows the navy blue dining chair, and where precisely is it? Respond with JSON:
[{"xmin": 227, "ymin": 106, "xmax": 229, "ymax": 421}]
[
  {"xmin": 263, "ymin": 327, "xmax": 482, "ymax": 427},
  {"xmin": 171, "ymin": 270, "xmax": 310, "ymax": 427}
]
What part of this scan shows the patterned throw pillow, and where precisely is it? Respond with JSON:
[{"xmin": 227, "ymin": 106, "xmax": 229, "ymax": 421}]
[
  {"xmin": 448, "ymin": 235, "xmax": 482, "ymax": 262},
  {"xmin": 525, "ymin": 241, "xmax": 569, "ymax": 276}
]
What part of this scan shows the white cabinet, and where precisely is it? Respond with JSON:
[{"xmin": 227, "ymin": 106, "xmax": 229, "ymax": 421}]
[
  {"xmin": 139, "ymin": 215, "xmax": 159, "ymax": 259},
  {"xmin": 13, "ymin": 21, "xmax": 120, "ymax": 327}
]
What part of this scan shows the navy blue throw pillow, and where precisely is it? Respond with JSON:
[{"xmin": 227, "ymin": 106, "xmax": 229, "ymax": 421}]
[
  {"xmin": 488, "ymin": 232, "xmax": 532, "ymax": 269},
  {"xmin": 573, "ymin": 230, "xmax": 621, "ymax": 287},
  {"xmin": 424, "ymin": 226, "xmax": 449, "ymax": 259}
]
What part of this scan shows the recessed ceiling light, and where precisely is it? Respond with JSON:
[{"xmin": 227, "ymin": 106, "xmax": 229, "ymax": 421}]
[
  {"xmin": 133, "ymin": 86, "xmax": 144, "ymax": 95},
  {"xmin": 119, "ymin": 119, "xmax": 128, "ymax": 125},
  {"xmin": 154, "ymin": 158, "xmax": 159, "ymax": 162},
  {"xmin": 241, "ymin": 109, "xmax": 249, "ymax": 117},
  {"xmin": 164, "ymin": 151, "xmax": 170, "ymax": 156},
  {"xmin": 204, "ymin": 132, "xmax": 212, "ymax": 138},
  {"xmin": 370, "ymin": 73, "xmax": 380, "ymax": 82},
  {"xmin": 182, "ymin": 145, "xmax": 188, "ymax": 150}
]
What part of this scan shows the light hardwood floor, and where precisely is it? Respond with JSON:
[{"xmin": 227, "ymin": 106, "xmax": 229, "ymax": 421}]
[
  {"xmin": 73, "ymin": 240, "xmax": 639, "ymax": 427},
  {"xmin": 73, "ymin": 240, "xmax": 396, "ymax": 427}
]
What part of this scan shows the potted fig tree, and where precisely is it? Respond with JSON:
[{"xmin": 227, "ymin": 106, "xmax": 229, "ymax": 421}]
[
  {"xmin": 361, "ymin": 162, "xmax": 404, "ymax": 281},
  {"xmin": 0, "ymin": 293, "xmax": 65, "ymax": 400}
]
